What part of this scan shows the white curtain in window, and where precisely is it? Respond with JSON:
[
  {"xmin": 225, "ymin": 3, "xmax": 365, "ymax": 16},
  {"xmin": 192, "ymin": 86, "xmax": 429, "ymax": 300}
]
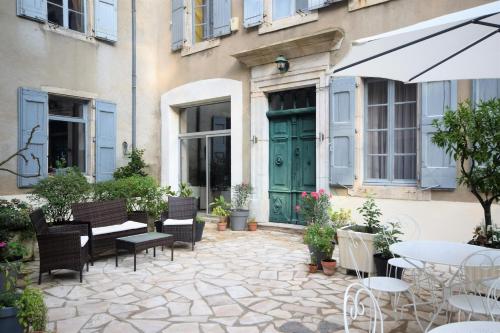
[{"xmin": 367, "ymin": 81, "xmax": 388, "ymax": 179}]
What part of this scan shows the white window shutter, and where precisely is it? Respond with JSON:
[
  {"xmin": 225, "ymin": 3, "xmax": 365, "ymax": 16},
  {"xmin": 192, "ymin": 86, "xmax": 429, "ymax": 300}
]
[
  {"xmin": 244, "ymin": 0, "xmax": 263, "ymax": 28},
  {"xmin": 420, "ymin": 81, "xmax": 457, "ymax": 189},
  {"xmin": 213, "ymin": 0, "xmax": 231, "ymax": 37},
  {"xmin": 94, "ymin": 0, "xmax": 118, "ymax": 42},
  {"xmin": 329, "ymin": 77, "xmax": 356, "ymax": 187},
  {"xmin": 95, "ymin": 100, "xmax": 117, "ymax": 182},
  {"xmin": 171, "ymin": 0, "xmax": 184, "ymax": 51},
  {"xmin": 17, "ymin": 0, "xmax": 47, "ymax": 22},
  {"xmin": 308, "ymin": 0, "xmax": 341, "ymax": 10},
  {"xmin": 18, "ymin": 88, "xmax": 48, "ymax": 187}
]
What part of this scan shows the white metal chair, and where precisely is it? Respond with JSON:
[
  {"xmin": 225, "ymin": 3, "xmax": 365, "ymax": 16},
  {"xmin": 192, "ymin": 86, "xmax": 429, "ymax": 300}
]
[
  {"xmin": 446, "ymin": 250, "xmax": 500, "ymax": 322},
  {"xmin": 344, "ymin": 282, "xmax": 384, "ymax": 333},
  {"xmin": 347, "ymin": 230, "xmax": 424, "ymax": 331}
]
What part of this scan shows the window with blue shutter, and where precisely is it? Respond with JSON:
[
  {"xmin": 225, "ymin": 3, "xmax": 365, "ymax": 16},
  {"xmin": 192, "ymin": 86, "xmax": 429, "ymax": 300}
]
[
  {"xmin": 244, "ymin": 0, "xmax": 263, "ymax": 28},
  {"xmin": 212, "ymin": 0, "xmax": 231, "ymax": 37},
  {"xmin": 330, "ymin": 77, "xmax": 356, "ymax": 187},
  {"xmin": 473, "ymin": 79, "xmax": 500, "ymax": 103},
  {"xmin": 308, "ymin": 0, "xmax": 340, "ymax": 10},
  {"xmin": 172, "ymin": 0, "xmax": 184, "ymax": 50},
  {"xmin": 420, "ymin": 81, "xmax": 457, "ymax": 189},
  {"xmin": 18, "ymin": 88, "xmax": 48, "ymax": 187},
  {"xmin": 17, "ymin": 0, "xmax": 47, "ymax": 22},
  {"xmin": 94, "ymin": 0, "xmax": 117, "ymax": 42},
  {"xmin": 95, "ymin": 100, "xmax": 116, "ymax": 182}
]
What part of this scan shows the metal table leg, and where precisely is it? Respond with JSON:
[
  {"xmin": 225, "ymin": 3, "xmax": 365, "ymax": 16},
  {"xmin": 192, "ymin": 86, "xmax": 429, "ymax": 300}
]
[{"xmin": 134, "ymin": 248, "xmax": 137, "ymax": 272}]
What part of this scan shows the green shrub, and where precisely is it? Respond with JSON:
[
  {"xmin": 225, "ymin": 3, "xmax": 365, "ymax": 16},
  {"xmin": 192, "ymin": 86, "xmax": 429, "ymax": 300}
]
[
  {"xmin": 374, "ymin": 221, "xmax": 402, "ymax": 259},
  {"xmin": 356, "ymin": 197, "xmax": 382, "ymax": 234},
  {"xmin": 232, "ymin": 183, "xmax": 253, "ymax": 210},
  {"xmin": 0, "ymin": 291, "xmax": 20, "ymax": 308},
  {"xmin": 178, "ymin": 182, "xmax": 193, "ymax": 198},
  {"xmin": 212, "ymin": 206, "xmax": 230, "ymax": 217},
  {"xmin": 94, "ymin": 176, "xmax": 174, "ymax": 220},
  {"xmin": 31, "ymin": 168, "xmax": 91, "ymax": 222},
  {"xmin": 209, "ymin": 195, "xmax": 231, "ymax": 211},
  {"xmin": 0, "ymin": 199, "xmax": 34, "ymax": 242},
  {"xmin": 113, "ymin": 148, "xmax": 148, "ymax": 179},
  {"xmin": 304, "ymin": 223, "xmax": 335, "ymax": 254},
  {"xmin": 16, "ymin": 287, "xmax": 47, "ymax": 332}
]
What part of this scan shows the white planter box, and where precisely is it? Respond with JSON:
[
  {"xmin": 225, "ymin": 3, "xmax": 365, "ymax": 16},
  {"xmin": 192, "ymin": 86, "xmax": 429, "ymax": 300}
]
[{"xmin": 337, "ymin": 226, "xmax": 377, "ymax": 274}]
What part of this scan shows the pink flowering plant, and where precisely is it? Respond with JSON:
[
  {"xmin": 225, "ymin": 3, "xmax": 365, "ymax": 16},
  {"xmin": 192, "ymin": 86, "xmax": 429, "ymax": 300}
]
[{"xmin": 298, "ymin": 189, "xmax": 331, "ymax": 225}]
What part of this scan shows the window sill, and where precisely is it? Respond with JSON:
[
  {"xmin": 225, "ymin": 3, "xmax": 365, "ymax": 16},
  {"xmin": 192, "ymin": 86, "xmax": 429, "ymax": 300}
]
[
  {"xmin": 348, "ymin": 184, "xmax": 431, "ymax": 201},
  {"xmin": 258, "ymin": 11, "xmax": 318, "ymax": 35},
  {"xmin": 43, "ymin": 23, "xmax": 96, "ymax": 44},
  {"xmin": 181, "ymin": 39, "xmax": 221, "ymax": 57}
]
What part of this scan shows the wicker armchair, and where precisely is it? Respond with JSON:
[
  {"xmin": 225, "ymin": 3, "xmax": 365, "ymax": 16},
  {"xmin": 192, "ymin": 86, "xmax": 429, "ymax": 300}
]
[
  {"xmin": 155, "ymin": 196, "xmax": 197, "ymax": 250},
  {"xmin": 30, "ymin": 209, "xmax": 90, "ymax": 284}
]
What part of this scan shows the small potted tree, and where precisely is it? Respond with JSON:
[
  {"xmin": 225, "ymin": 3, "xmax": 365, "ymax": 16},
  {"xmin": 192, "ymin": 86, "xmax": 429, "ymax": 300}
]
[
  {"xmin": 308, "ymin": 253, "xmax": 318, "ymax": 273},
  {"xmin": 373, "ymin": 221, "xmax": 403, "ymax": 278},
  {"xmin": 336, "ymin": 197, "xmax": 382, "ymax": 274},
  {"xmin": 230, "ymin": 184, "xmax": 253, "ymax": 231},
  {"xmin": 213, "ymin": 206, "xmax": 230, "ymax": 231}
]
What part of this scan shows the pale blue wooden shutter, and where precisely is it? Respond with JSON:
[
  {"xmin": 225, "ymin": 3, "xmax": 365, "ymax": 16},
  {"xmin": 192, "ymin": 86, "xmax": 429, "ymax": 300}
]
[
  {"xmin": 171, "ymin": 0, "xmax": 184, "ymax": 50},
  {"xmin": 330, "ymin": 77, "xmax": 356, "ymax": 187},
  {"xmin": 95, "ymin": 101, "xmax": 116, "ymax": 182},
  {"xmin": 244, "ymin": 0, "xmax": 263, "ymax": 28},
  {"xmin": 213, "ymin": 0, "xmax": 231, "ymax": 37},
  {"xmin": 420, "ymin": 81, "xmax": 457, "ymax": 189},
  {"xmin": 94, "ymin": 0, "xmax": 118, "ymax": 42},
  {"xmin": 308, "ymin": 0, "xmax": 341, "ymax": 10},
  {"xmin": 18, "ymin": 88, "xmax": 48, "ymax": 187},
  {"xmin": 17, "ymin": 0, "xmax": 47, "ymax": 22},
  {"xmin": 473, "ymin": 79, "xmax": 500, "ymax": 102}
]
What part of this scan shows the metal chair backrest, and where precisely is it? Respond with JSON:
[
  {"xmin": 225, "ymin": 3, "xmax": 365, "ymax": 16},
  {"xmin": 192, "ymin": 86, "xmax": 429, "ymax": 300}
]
[
  {"xmin": 29, "ymin": 209, "xmax": 49, "ymax": 236},
  {"xmin": 344, "ymin": 282, "xmax": 384, "ymax": 333},
  {"xmin": 347, "ymin": 230, "xmax": 373, "ymax": 282},
  {"xmin": 487, "ymin": 277, "xmax": 500, "ymax": 320}
]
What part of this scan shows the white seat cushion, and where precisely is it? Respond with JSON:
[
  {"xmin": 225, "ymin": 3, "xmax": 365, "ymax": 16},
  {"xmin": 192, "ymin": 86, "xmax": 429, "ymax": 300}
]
[
  {"xmin": 163, "ymin": 219, "xmax": 193, "ymax": 226},
  {"xmin": 92, "ymin": 220, "xmax": 147, "ymax": 236},
  {"xmin": 80, "ymin": 236, "xmax": 89, "ymax": 247}
]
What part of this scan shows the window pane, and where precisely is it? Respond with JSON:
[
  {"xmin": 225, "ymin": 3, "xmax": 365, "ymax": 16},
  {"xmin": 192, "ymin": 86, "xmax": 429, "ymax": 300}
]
[
  {"xmin": 209, "ymin": 136, "xmax": 231, "ymax": 209},
  {"xmin": 49, "ymin": 95, "xmax": 85, "ymax": 118},
  {"xmin": 394, "ymin": 155, "xmax": 416, "ymax": 180},
  {"xmin": 282, "ymin": 91, "xmax": 294, "ymax": 110},
  {"xmin": 49, "ymin": 121, "xmax": 85, "ymax": 173},
  {"xmin": 193, "ymin": 0, "xmax": 211, "ymax": 42},
  {"xmin": 395, "ymin": 103, "xmax": 417, "ymax": 128},
  {"xmin": 394, "ymin": 129, "xmax": 416, "ymax": 154},
  {"xmin": 395, "ymin": 82, "xmax": 417, "ymax": 102},
  {"xmin": 68, "ymin": 0, "xmax": 83, "ymax": 12},
  {"xmin": 180, "ymin": 101, "xmax": 231, "ymax": 134},
  {"xmin": 295, "ymin": 89, "xmax": 307, "ymax": 109},
  {"xmin": 47, "ymin": 3, "xmax": 63, "ymax": 26},
  {"xmin": 273, "ymin": 0, "xmax": 292, "ymax": 19},
  {"xmin": 48, "ymin": 0, "xmax": 63, "ymax": 5},
  {"xmin": 367, "ymin": 80, "xmax": 388, "ymax": 105},
  {"xmin": 296, "ymin": 0, "xmax": 308, "ymax": 11},
  {"xmin": 269, "ymin": 93, "xmax": 282, "ymax": 110},
  {"xmin": 69, "ymin": 11, "xmax": 84, "ymax": 32},
  {"xmin": 367, "ymin": 156, "xmax": 387, "ymax": 179},
  {"xmin": 367, "ymin": 131, "xmax": 387, "ymax": 154},
  {"xmin": 367, "ymin": 106, "xmax": 388, "ymax": 129},
  {"xmin": 307, "ymin": 87, "xmax": 316, "ymax": 107}
]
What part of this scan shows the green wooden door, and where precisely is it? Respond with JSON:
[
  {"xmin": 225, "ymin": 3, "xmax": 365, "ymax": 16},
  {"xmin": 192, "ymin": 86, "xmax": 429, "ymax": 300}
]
[{"xmin": 269, "ymin": 113, "xmax": 316, "ymax": 224}]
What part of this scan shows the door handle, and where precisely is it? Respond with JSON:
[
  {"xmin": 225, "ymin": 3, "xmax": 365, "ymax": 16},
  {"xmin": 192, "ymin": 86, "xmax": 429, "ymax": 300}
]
[{"xmin": 295, "ymin": 148, "xmax": 300, "ymax": 156}]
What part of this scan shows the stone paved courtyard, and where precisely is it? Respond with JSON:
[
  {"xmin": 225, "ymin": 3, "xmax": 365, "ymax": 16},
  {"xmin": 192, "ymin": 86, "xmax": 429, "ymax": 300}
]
[{"xmin": 27, "ymin": 223, "xmax": 433, "ymax": 333}]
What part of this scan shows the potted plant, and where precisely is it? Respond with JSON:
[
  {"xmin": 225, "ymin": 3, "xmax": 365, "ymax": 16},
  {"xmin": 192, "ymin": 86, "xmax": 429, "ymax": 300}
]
[
  {"xmin": 304, "ymin": 222, "xmax": 336, "ymax": 270},
  {"xmin": 230, "ymin": 183, "xmax": 253, "ymax": 231},
  {"xmin": 321, "ymin": 258, "xmax": 337, "ymax": 276},
  {"xmin": 336, "ymin": 197, "xmax": 382, "ymax": 274},
  {"xmin": 0, "ymin": 290, "xmax": 22, "ymax": 333},
  {"xmin": 16, "ymin": 287, "xmax": 47, "ymax": 333},
  {"xmin": 308, "ymin": 253, "xmax": 318, "ymax": 273},
  {"xmin": 0, "ymin": 242, "xmax": 25, "ymax": 292},
  {"xmin": 213, "ymin": 206, "xmax": 230, "ymax": 231},
  {"xmin": 373, "ymin": 221, "xmax": 403, "ymax": 278},
  {"xmin": 195, "ymin": 216, "xmax": 205, "ymax": 242},
  {"xmin": 247, "ymin": 218, "xmax": 257, "ymax": 231}
]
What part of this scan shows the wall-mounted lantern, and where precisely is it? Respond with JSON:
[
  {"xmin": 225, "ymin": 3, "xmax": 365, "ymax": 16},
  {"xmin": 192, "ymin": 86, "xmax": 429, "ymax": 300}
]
[
  {"xmin": 122, "ymin": 141, "xmax": 129, "ymax": 156},
  {"xmin": 275, "ymin": 55, "xmax": 289, "ymax": 74}
]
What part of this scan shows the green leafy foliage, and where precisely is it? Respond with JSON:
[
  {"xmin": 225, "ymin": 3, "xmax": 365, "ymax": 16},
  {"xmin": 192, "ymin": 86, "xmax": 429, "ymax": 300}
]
[
  {"xmin": 178, "ymin": 182, "xmax": 193, "ymax": 198},
  {"xmin": 212, "ymin": 206, "xmax": 230, "ymax": 217},
  {"xmin": 0, "ymin": 199, "xmax": 34, "ymax": 243},
  {"xmin": 94, "ymin": 176, "xmax": 174, "ymax": 220},
  {"xmin": 356, "ymin": 197, "xmax": 382, "ymax": 234},
  {"xmin": 0, "ymin": 291, "xmax": 20, "ymax": 308},
  {"xmin": 304, "ymin": 223, "xmax": 335, "ymax": 254},
  {"xmin": 113, "ymin": 148, "xmax": 148, "ymax": 179},
  {"xmin": 16, "ymin": 287, "xmax": 47, "ymax": 332},
  {"xmin": 373, "ymin": 221, "xmax": 402, "ymax": 259},
  {"xmin": 297, "ymin": 190, "xmax": 330, "ymax": 225},
  {"xmin": 209, "ymin": 195, "xmax": 231, "ymax": 211},
  {"xmin": 31, "ymin": 168, "xmax": 91, "ymax": 222},
  {"xmin": 232, "ymin": 183, "xmax": 253, "ymax": 210},
  {"xmin": 432, "ymin": 99, "xmax": 500, "ymax": 229}
]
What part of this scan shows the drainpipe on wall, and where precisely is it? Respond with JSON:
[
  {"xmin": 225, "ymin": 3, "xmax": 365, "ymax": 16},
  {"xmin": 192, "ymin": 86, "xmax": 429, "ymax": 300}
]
[{"xmin": 131, "ymin": 0, "xmax": 137, "ymax": 149}]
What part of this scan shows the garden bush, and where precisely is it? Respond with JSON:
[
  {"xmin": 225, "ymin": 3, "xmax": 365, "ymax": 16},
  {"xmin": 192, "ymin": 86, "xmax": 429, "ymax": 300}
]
[
  {"xmin": 113, "ymin": 148, "xmax": 148, "ymax": 179},
  {"xmin": 31, "ymin": 168, "xmax": 91, "ymax": 222},
  {"xmin": 0, "ymin": 199, "xmax": 34, "ymax": 242}
]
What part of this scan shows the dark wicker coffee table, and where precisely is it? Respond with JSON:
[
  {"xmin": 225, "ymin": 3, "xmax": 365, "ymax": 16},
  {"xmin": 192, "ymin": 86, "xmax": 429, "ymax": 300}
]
[{"xmin": 115, "ymin": 232, "xmax": 174, "ymax": 271}]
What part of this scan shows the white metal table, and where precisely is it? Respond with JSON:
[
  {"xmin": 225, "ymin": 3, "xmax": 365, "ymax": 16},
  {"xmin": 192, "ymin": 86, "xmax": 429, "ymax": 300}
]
[
  {"xmin": 428, "ymin": 321, "xmax": 500, "ymax": 333},
  {"xmin": 390, "ymin": 241, "xmax": 493, "ymax": 331}
]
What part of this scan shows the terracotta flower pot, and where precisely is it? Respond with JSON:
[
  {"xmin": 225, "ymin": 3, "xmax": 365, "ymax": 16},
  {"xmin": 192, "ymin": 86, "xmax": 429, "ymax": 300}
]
[
  {"xmin": 321, "ymin": 259, "xmax": 337, "ymax": 276},
  {"xmin": 217, "ymin": 217, "xmax": 228, "ymax": 231},
  {"xmin": 248, "ymin": 221, "xmax": 257, "ymax": 231},
  {"xmin": 308, "ymin": 264, "xmax": 318, "ymax": 273}
]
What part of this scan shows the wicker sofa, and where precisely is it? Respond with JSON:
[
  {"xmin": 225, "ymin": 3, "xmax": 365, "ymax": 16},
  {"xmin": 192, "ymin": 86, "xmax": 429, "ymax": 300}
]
[
  {"xmin": 71, "ymin": 199, "xmax": 148, "ymax": 261},
  {"xmin": 155, "ymin": 196, "xmax": 197, "ymax": 250}
]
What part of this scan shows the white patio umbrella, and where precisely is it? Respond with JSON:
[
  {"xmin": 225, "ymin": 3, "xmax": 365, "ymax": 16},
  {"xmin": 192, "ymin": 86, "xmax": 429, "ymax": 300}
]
[{"xmin": 331, "ymin": 1, "xmax": 500, "ymax": 82}]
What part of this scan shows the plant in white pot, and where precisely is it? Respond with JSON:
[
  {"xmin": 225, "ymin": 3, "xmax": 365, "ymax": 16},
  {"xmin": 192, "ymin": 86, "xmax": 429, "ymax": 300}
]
[
  {"xmin": 337, "ymin": 197, "xmax": 382, "ymax": 274},
  {"xmin": 230, "ymin": 183, "xmax": 253, "ymax": 231}
]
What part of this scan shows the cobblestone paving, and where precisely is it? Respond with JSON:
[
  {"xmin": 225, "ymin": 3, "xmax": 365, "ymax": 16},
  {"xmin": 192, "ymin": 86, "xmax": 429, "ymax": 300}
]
[{"xmin": 28, "ymin": 224, "xmax": 435, "ymax": 333}]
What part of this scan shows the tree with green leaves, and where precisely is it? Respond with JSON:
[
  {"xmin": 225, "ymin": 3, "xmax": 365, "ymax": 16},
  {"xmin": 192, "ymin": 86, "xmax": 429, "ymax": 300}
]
[
  {"xmin": 113, "ymin": 148, "xmax": 148, "ymax": 179},
  {"xmin": 432, "ymin": 98, "xmax": 500, "ymax": 230}
]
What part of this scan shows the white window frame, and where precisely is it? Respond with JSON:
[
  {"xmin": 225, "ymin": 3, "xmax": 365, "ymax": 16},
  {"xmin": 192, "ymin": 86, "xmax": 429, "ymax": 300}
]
[
  {"xmin": 363, "ymin": 79, "xmax": 418, "ymax": 186},
  {"xmin": 259, "ymin": 0, "xmax": 318, "ymax": 34},
  {"xmin": 181, "ymin": 0, "xmax": 221, "ymax": 56},
  {"xmin": 192, "ymin": 0, "xmax": 214, "ymax": 43},
  {"xmin": 48, "ymin": 94, "xmax": 89, "ymax": 174},
  {"xmin": 47, "ymin": 0, "xmax": 87, "ymax": 33},
  {"xmin": 272, "ymin": 0, "xmax": 308, "ymax": 20}
]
